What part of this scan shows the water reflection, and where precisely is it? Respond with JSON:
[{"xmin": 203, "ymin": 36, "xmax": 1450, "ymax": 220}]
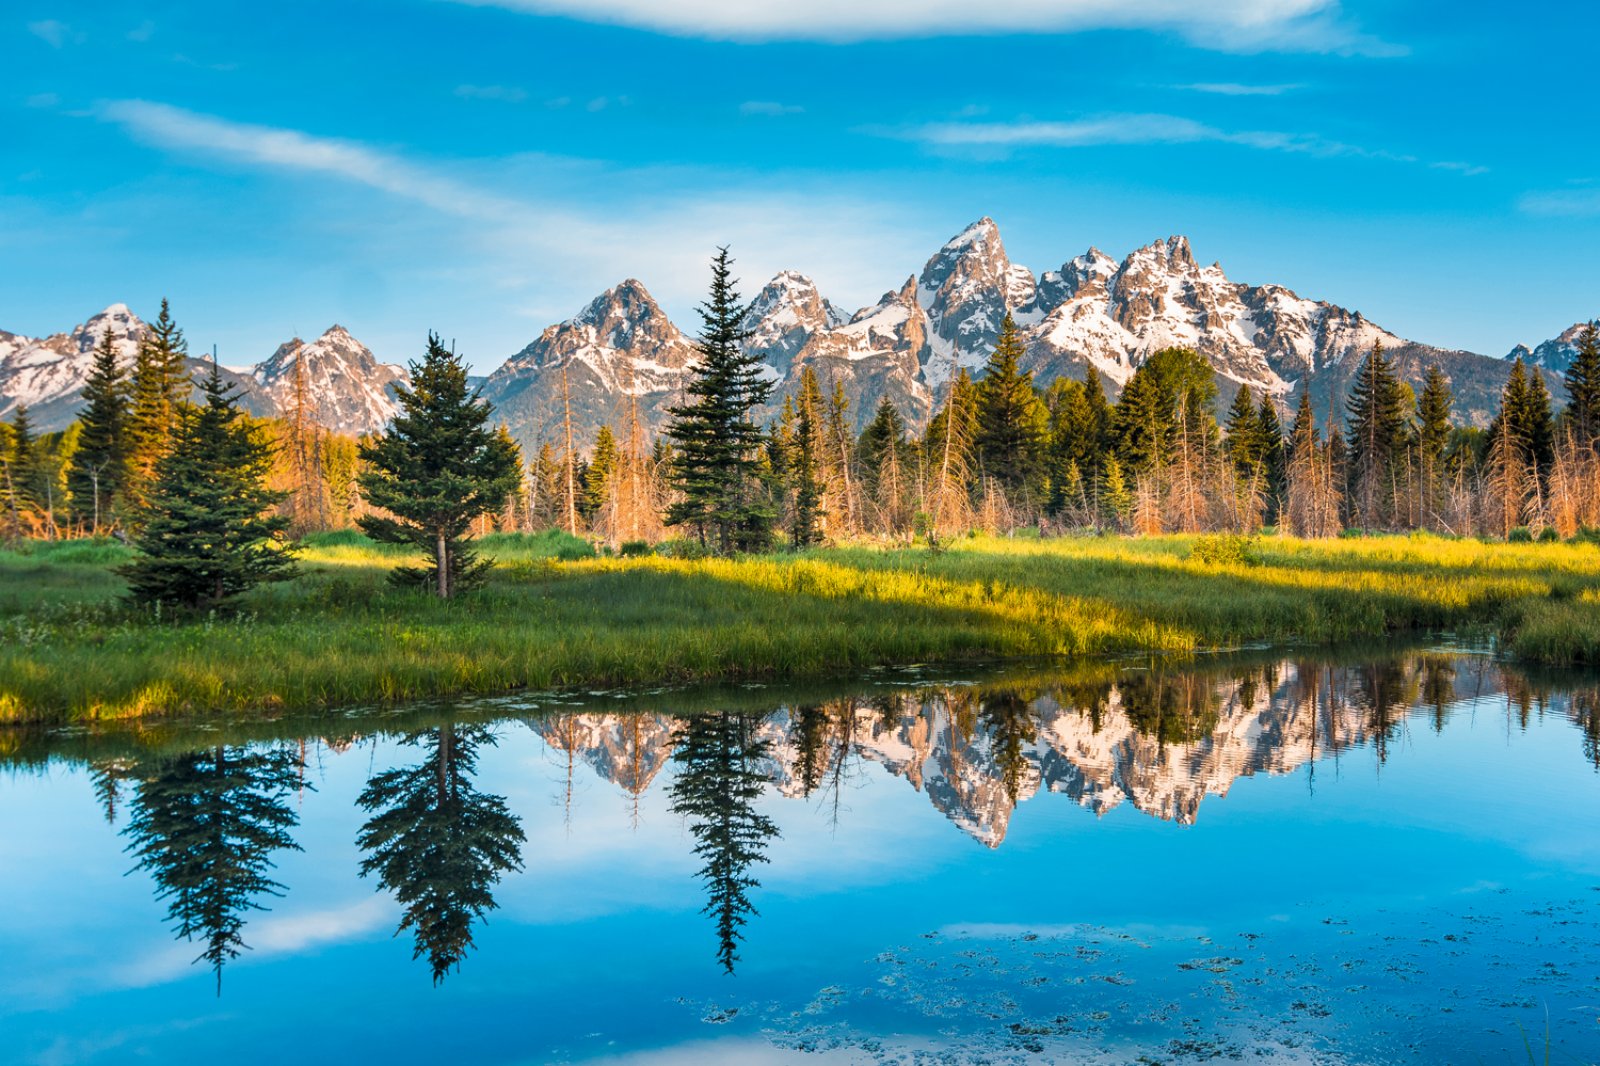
[
  {"xmin": 8, "ymin": 647, "xmax": 1600, "ymax": 990},
  {"xmin": 121, "ymin": 746, "xmax": 305, "ymax": 993},
  {"xmin": 356, "ymin": 724, "xmax": 525, "ymax": 984}
]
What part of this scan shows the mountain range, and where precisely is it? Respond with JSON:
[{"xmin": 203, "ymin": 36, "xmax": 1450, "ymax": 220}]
[{"xmin": 3, "ymin": 219, "xmax": 1587, "ymax": 446}]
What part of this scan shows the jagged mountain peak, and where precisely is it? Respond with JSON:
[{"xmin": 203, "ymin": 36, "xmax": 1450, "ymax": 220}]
[
  {"xmin": 1517, "ymin": 320, "xmax": 1597, "ymax": 372},
  {"xmin": 251, "ymin": 324, "xmax": 405, "ymax": 435},
  {"xmin": 743, "ymin": 271, "xmax": 845, "ymax": 379}
]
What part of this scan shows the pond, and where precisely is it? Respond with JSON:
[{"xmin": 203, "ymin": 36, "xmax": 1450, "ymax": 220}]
[{"xmin": 2, "ymin": 646, "xmax": 1598, "ymax": 1064}]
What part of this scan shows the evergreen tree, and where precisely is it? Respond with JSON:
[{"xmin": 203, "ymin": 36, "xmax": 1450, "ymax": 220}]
[
  {"xmin": 1513, "ymin": 360, "xmax": 1555, "ymax": 478},
  {"xmin": 789, "ymin": 368, "xmax": 824, "ymax": 548},
  {"xmin": 668, "ymin": 711, "xmax": 780, "ymax": 974},
  {"xmin": 120, "ymin": 362, "xmax": 294, "ymax": 611},
  {"xmin": 357, "ymin": 725, "xmax": 526, "ymax": 984},
  {"xmin": 1256, "ymin": 396, "xmax": 1285, "ymax": 520},
  {"xmin": 69, "ymin": 330, "xmax": 131, "ymax": 532},
  {"xmin": 5, "ymin": 404, "xmax": 41, "ymax": 509},
  {"xmin": 857, "ymin": 396, "xmax": 912, "ymax": 533},
  {"xmin": 1566, "ymin": 321, "xmax": 1600, "ymax": 448},
  {"xmin": 1415, "ymin": 365, "xmax": 1453, "ymax": 528},
  {"xmin": 1344, "ymin": 343, "xmax": 1407, "ymax": 530},
  {"xmin": 581, "ymin": 425, "xmax": 619, "ymax": 520},
  {"xmin": 125, "ymin": 299, "xmax": 192, "ymax": 507},
  {"xmin": 980, "ymin": 690, "xmax": 1038, "ymax": 805},
  {"xmin": 1099, "ymin": 455, "xmax": 1133, "ymax": 531},
  {"xmin": 1224, "ymin": 385, "xmax": 1262, "ymax": 475},
  {"xmin": 665, "ymin": 248, "xmax": 775, "ymax": 553},
  {"xmin": 1112, "ymin": 347, "xmax": 1216, "ymax": 475},
  {"xmin": 357, "ymin": 333, "xmax": 522, "ymax": 598},
  {"xmin": 973, "ymin": 314, "xmax": 1048, "ymax": 503},
  {"xmin": 124, "ymin": 745, "xmax": 304, "ymax": 993},
  {"xmin": 529, "ymin": 442, "xmax": 565, "ymax": 528}
]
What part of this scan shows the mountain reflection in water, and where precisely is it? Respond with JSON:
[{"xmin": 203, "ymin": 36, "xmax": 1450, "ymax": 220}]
[{"xmin": 7, "ymin": 646, "xmax": 1600, "ymax": 1064}]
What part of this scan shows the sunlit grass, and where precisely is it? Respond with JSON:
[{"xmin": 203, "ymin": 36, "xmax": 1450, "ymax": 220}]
[{"xmin": 5, "ymin": 530, "xmax": 1600, "ymax": 723}]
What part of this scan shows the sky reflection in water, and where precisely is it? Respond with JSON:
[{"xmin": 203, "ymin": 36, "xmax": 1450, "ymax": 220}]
[{"xmin": 2, "ymin": 648, "xmax": 1599, "ymax": 1065}]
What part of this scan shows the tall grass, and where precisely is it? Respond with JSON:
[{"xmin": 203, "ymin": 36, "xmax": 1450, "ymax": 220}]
[{"xmin": 5, "ymin": 530, "xmax": 1600, "ymax": 723}]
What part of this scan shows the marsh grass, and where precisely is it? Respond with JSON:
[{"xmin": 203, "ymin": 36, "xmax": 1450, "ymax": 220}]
[{"xmin": 5, "ymin": 531, "xmax": 1600, "ymax": 723}]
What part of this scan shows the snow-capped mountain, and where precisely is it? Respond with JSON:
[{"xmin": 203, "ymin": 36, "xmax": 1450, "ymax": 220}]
[
  {"xmin": 512, "ymin": 653, "xmax": 1512, "ymax": 848},
  {"xmin": 0, "ymin": 304, "xmax": 271, "ymax": 429},
  {"xmin": 0, "ymin": 304, "xmax": 146, "ymax": 427},
  {"xmin": 481, "ymin": 279, "xmax": 700, "ymax": 452},
  {"xmin": 253, "ymin": 325, "xmax": 406, "ymax": 435},
  {"xmin": 1510, "ymin": 321, "xmax": 1598, "ymax": 373}
]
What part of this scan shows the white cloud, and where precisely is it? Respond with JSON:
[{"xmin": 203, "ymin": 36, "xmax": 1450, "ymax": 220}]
[
  {"xmin": 892, "ymin": 112, "xmax": 1483, "ymax": 173},
  {"xmin": 93, "ymin": 100, "xmax": 926, "ymax": 334},
  {"xmin": 442, "ymin": 0, "xmax": 1399, "ymax": 54},
  {"xmin": 455, "ymin": 83, "xmax": 529, "ymax": 102},
  {"xmin": 740, "ymin": 101, "xmax": 804, "ymax": 116},
  {"xmin": 1177, "ymin": 81, "xmax": 1303, "ymax": 95},
  {"xmin": 1519, "ymin": 187, "xmax": 1600, "ymax": 218},
  {"xmin": 27, "ymin": 19, "xmax": 77, "ymax": 47}
]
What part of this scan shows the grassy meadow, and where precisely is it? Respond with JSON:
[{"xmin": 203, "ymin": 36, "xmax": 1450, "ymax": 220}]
[{"xmin": 4, "ymin": 528, "xmax": 1600, "ymax": 724}]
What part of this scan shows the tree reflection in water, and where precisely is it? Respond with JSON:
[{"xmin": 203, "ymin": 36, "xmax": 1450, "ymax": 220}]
[
  {"xmin": 123, "ymin": 745, "xmax": 305, "ymax": 994},
  {"xmin": 668, "ymin": 711, "xmax": 780, "ymax": 974},
  {"xmin": 356, "ymin": 723, "xmax": 526, "ymax": 984}
]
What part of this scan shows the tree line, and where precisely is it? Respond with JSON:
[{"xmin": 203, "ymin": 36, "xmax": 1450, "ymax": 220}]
[{"xmin": 6, "ymin": 262, "xmax": 1600, "ymax": 609}]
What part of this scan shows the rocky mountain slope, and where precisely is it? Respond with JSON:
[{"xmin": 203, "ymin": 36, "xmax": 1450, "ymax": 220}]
[
  {"xmin": 0, "ymin": 306, "xmax": 398, "ymax": 434},
  {"xmin": 252, "ymin": 325, "xmax": 405, "ymax": 435},
  {"xmin": 6, "ymin": 221, "xmax": 1585, "ymax": 445},
  {"xmin": 1509, "ymin": 321, "xmax": 1597, "ymax": 373}
]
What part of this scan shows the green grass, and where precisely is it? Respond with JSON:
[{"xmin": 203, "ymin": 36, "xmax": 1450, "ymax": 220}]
[{"xmin": 6, "ymin": 530, "xmax": 1600, "ymax": 724}]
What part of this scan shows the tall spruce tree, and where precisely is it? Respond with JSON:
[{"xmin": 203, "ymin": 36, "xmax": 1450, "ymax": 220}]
[
  {"xmin": 1256, "ymin": 396, "xmax": 1285, "ymax": 519},
  {"xmin": 789, "ymin": 367, "xmax": 825, "ymax": 548},
  {"xmin": 5, "ymin": 404, "xmax": 41, "ymax": 510},
  {"xmin": 973, "ymin": 314, "xmax": 1048, "ymax": 504},
  {"xmin": 1224, "ymin": 385, "xmax": 1262, "ymax": 475},
  {"xmin": 120, "ymin": 362, "xmax": 294, "ymax": 611},
  {"xmin": 665, "ymin": 248, "xmax": 775, "ymax": 552},
  {"xmin": 1566, "ymin": 322, "xmax": 1600, "ymax": 448},
  {"xmin": 69, "ymin": 330, "xmax": 131, "ymax": 532},
  {"xmin": 125, "ymin": 299, "xmax": 192, "ymax": 509},
  {"xmin": 1415, "ymin": 366, "xmax": 1453, "ymax": 528},
  {"xmin": 1513, "ymin": 360, "xmax": 1555, "ymax": 478},
  {"xmin": 1344, "ymin": 342, "xmax": 1408, "ymax": 530},
  {"xmin": 358, "ymin": 333, "xmax": 522, "ymax": 598}
]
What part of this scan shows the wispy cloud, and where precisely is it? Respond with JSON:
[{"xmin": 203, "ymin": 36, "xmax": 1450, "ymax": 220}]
[
  {"xmin": 1519, "ymin": 186, "xmax": 1600, "ymax": 218},
  {"xmin": 889, "ymin": 112, "xmax": 1482, "ymax": 172},
  {"xmin": 91, "ymin": 100, "xmax": 926, "ymax": 335},
  {"xmin": 455, "ymin": 83, "xmax": 529, "ymax": 102},
  {"xmin": 27, "ymin": 19, "xmax": 81, "ymax": 48},
  {"xmin": 1177, "ymin": 81, "xmax": 1303, "ymax": 95},
  {"xmin": 442, "ymin": 0, "xmax": 1401, "ymax": 55},
  {"xmin": 740, "ymin": 100, "xmax": 804, "ymax": 117},
  {"xmin": 100, "ymin": 100, "xmax": 536, "ymax": 222}
]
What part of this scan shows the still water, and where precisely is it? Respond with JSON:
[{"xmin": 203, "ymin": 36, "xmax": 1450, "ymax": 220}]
[{"xmin": 2, "ymin": 647, "xmax": 1598, "ymax": 1065}]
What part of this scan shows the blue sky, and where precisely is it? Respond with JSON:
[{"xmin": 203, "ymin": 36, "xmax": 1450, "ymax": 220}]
[{"xmin": 4, "ymin": 0, "xmax": 1597, "ymax": 372}]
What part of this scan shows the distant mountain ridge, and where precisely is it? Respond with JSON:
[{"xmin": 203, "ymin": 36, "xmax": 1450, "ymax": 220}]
[{"xmin": 4, "ymin": 219, "xmax": 1588, "ymax": 445}]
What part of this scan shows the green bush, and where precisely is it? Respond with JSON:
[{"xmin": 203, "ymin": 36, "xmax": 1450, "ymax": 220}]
[
  {"xmin": 618, "ymin": 540, "xmax": 653, "ymax": 558},
  {"xmin": 656, "ymin": 538, "xmax": 709, "ymax": 560},
  {"xmin": 1537, "ymin": 526, "xmax": 1560, "ymax": 543},
  {"xmin": 1189, "ymin": 533, "xmax": 1259, "ymax": 567},
  {"xmin": 1508, "ymin": 527, "xmax": 1534, "ymax": 543}
]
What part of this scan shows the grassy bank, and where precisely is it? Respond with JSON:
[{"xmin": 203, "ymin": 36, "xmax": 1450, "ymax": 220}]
[{"xmin": 4, "ymin": 530, "xmax": 1600, "ymax": 723}]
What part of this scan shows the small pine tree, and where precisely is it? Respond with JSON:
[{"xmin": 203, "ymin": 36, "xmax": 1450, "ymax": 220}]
[
  {"xmin": 357, "ymin": 333, "xmax": 522, "ymax": 598},
  {"xmin": 582, "ymin": 425, "xmax": 619, "ymax": 520},
  {"xmin": 1099, "ymin": 455, "xmax": 1133, "ymax": 531},
  {"xmin": 1224, "ymin": 385, "xmax": 1262, "ymax": 475},
  {"xmin": 665, "ymin": 248, "xmax": 775, "ymax": 553},
  {"xmin": 70, "ymin": 330, "xmax": 131, "ymax": 532},
  {"xmin": 529, "ymin": 443, "xmax": 564, "ymax": 529},
  {"xmin": 120, "ymin": 362, "xmax": 295, "ymax": 610},
  {"xmin": 1415, "ymin": 366, "xmax": 1453, "ymax": 529}
]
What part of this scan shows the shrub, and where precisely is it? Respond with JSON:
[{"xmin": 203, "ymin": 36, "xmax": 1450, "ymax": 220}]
[
  {"xmin": 1189, "ymin": 533, "xmax": 1259, "ymax": 567},
  {"xmin": 1537, "ymin": 526, "xmax": 1560, "ymax": 543},
  {"xmin": 1508, "ymin": 527, "xmax": 1533, "ymax": 543},
  {"xmin": 618, "ymin": 540, "xmax": 653, "ymax": 558},
  {"xmin": 656, "ymin": 538, "xmax": 709, "ymax": 560}
]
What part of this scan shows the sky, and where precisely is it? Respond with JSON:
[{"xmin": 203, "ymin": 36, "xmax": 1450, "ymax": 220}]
[{"xmin": 4, "ymin": 0, "xmax": 1598, "ymax": 373}]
